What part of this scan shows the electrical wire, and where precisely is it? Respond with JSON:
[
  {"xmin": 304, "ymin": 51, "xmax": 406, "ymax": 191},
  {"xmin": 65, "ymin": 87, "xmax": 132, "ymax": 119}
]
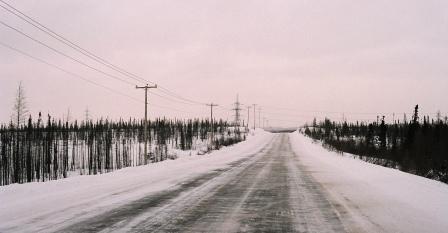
[
  {"xmin": 0, "ymin": 41, "xmax": 140, "ymax": 102},
  {"xmin": 0, "ymin": 41, "xmax": 206, "ymax": 115},
  {"xmin": 0, "ymin": 1, "xmax": 147, "ymax": 85},
  {"xmin": 0, "ymin": 20, "xmax": 137, "ymax": 86},
  {"xmin": 0, "ymin": 0, "xmax": 208, "ymax": 106},
  {"xmin": 3, "ymin": 1, "xmax": 444, "ymax": 122}
]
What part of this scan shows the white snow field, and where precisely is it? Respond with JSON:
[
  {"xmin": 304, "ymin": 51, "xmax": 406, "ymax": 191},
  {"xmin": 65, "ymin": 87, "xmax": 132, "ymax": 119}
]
[
  {"xmin": 290, "ymin": 132, "xmax": 448, "ymax": 233},
  {"xmin": 1, "ymin": 130, "xmax": 447, "ymax": 233}
]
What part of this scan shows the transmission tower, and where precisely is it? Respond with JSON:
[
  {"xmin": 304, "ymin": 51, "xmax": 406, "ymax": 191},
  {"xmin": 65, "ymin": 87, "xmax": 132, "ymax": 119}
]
[{"xmin": 232, "ymin": 94, "xmax": 242, "ymax": 127}]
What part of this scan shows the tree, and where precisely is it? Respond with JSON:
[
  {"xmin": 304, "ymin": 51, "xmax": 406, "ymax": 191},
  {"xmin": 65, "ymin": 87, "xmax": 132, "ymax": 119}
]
[
  {"xmin": 412, "ymin": 105, "xmax": 419, "ymax": 125},
  {"xmin": 12, "ymin": 81, "xmax": 28, "ymax": 127},
  {"xmin": 379, "ymin": 116, "xmax": 387, "ymax": 151}
]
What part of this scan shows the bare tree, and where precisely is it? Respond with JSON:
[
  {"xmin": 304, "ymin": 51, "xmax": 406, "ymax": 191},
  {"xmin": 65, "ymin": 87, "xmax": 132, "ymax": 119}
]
[{"xmin": 12, "ymin": 81, "xmax": 28, "ymax": 126}]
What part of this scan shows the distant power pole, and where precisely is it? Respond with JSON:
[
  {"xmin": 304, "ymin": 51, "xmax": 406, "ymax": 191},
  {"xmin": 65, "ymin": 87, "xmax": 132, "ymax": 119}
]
[
  {"xmin": 253, "ymin": 104, "xmax": 257, "ymax": 130},
  {"xmin": 207, "ymin": 103, "xmax": 219, "ymax": 146},
  {"xmin": 136, "ymin": 84, "xmax": 157, "ymax": 162},
  {"xmin": 247, "ymin": 106, "xmax": 251, "ymax": 129},
  {"xmin": 232, "ymin": 94, "xmax": 242, "ymax": 127},
  {"xmin": 85, "ymin": 107, "xmax": 90, "ymax": 123},
  {"xmin": 258, "ymin": 107, "xmax": 261, "ymax": 128},
  {"xmin": 66, "ymin": 108, "xmax": 71, "ymax": 123}
]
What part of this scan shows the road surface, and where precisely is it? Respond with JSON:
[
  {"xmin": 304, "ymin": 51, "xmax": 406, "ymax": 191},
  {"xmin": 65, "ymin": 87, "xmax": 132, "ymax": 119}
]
[{"xmin": 55, "ymin": 133, "xmax": 350, "ymax": 232}]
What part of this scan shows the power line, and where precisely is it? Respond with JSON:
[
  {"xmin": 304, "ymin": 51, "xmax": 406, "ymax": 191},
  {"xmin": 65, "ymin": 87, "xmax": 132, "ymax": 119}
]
[
  {"xmin": 149, "ymin": 104, "xmax": 200, "ymax": 115},
  {"xmin": 0, "ymin": 0, "xmax": 147, "ymax": 85},
  {"xmin": 2, "ymin": 1, "xmax": 446, "ymax": 122},
  {"xmin": 156, "ymin": 87, "xmax": 207, "ymax": 106},
  {"xmin": 260, "ymin": 105, "xmax": 442, "ymax": 117},
  {"xmin": 150, "ymin": 90, "xmax": 203, "ymax": 106},
  {"xmin": 0, "ymin": 20, "xmax": 137, "ymax": 86},
  {"xmin": 0, "ymin": 0, "xmax": 208, "ymax": 106},
  {"xmin": 0, "ymin": 41, "xmax": 205, "ymax": 115},
  {"xmin": 261, "ymin": 105, "xmax": 389, "ymax": 115},
  {"xmin": 0, "ymin": 41, "xmax": 140, "ymax": 102},
  {"xmin": 216, "ymin": 105, "xmax": 233, "ymax": 111},
  {"xmin": 0, "ymin": 18, "xmax": 206, "ymax": 107}
]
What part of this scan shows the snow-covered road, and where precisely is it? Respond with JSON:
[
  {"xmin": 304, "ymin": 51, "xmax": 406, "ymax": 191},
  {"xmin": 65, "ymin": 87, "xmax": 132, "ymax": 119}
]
[
  {"xmin": 1, "ymin": 131, "xmax": 448, "ymax": 233},
  {"xmin": 58, "ymin": 134, "xmax": 345, "ymax": 232}
]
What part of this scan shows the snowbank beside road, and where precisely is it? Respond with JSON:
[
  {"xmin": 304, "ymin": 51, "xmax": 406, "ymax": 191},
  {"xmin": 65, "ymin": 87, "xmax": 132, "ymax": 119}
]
[
  {"xmin": 290, "ymin": 132, "xmax": 448, "ymax": 233},
  {"xmin": 0, "ymin": 130, "xmax": 273, "ymax": 232}
]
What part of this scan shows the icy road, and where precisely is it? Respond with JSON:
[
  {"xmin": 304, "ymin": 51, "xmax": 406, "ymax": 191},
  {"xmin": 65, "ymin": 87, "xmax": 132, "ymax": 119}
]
[
  {"xmin": 60, "ymin": 134, "xmax": 344, "ymax": 232},
  {"xmin": 1, "ymin": 132, "xmax": 448, "ymax": 232}
]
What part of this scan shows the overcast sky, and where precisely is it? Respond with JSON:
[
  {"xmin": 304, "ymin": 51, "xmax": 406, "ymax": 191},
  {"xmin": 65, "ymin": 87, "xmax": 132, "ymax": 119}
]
[{"xmin": 1, "ymin": 0, "xmax": 447, "ymax": 126}]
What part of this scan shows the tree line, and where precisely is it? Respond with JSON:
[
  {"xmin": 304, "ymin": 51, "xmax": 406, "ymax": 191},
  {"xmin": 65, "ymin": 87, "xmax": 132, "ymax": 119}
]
[
  {"xmin": 303, "ymin": 105, "xmax": 448, "ymax": 183},
  {"xmin": 0, "ymin": 113, "xmax": 245, "ymax": 186}
]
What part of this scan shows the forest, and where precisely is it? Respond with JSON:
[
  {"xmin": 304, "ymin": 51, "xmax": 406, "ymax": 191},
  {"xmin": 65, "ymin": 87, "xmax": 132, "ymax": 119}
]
[
  {"xmin": 0, "ymin": 113, "xmax": 245, "ymax": 186},
  {"xmin": 303, "ymin": 105, "xmax": 448, "ymax": 183}
]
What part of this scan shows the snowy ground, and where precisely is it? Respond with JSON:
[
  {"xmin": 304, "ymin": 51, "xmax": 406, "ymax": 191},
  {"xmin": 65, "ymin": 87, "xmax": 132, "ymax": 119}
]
[
  {"xmin": 0, "ymin": 130, "xmax": 272, "ymax": 232},
  {"xmin": 291, "ymin": 132, "xmax": 448, "ymax": 233},
  {"xmin": 1, "ymin": 130, "xmax": 447, "ymax": 233}
]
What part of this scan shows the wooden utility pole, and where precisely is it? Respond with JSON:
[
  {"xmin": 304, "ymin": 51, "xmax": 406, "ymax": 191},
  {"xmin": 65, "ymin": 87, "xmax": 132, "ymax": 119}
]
[
  {"xmin": 253, "ymin": 104, "xmax": 257, "ymax": 130},
  {"xmin": 247, "ymin": 106, "xmax": 251, "ymax": 129},
  {"xmin": 258, "ymin": 107, "xmax": 261, "ymax": 128},
  {"xmin": 136, "ymin": 84, "xmax": 157, "ymax": 163},
  {"xmin": 207, "ymin": 103, "xmax": 219, "ymax": 147},
  {"xmin": 84, "ymin": 107, "xmax": 89, "ymax": 123}
]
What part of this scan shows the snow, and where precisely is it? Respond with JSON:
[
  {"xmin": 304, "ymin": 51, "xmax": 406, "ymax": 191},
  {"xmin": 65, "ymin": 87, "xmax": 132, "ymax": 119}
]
[
  {"xmin": 0, "ymin": 129, "xmax": 273, "ymax": 232},
  {"xmin": 2, "ymin": 130, "xmax": 448, "ymax": 233},
  {"xmin": 290, "ymin": 132, "xmax": 448, "ymax": 233}
]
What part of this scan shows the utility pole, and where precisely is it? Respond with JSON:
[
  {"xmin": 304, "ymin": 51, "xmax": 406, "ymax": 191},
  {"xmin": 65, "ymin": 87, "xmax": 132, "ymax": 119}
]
[
  {"xmin": 66, "ymin": 108, "xmax": 71, "ymax": 123},
  {"xmin": 136, "ymin": 84, "xmax": 157, "ymax": 163},
  {"xmin": 253, "ymin": 104, "xmax": 257, "ymax": 130},
  {"xmin": 246, "ymin": 106, "xmax": 251, "ymax": 130},
  {"xmin": 207, "ymin": 103, "xmax": 219, "ymax": 147},
  {"xmin": 258, "ymin": 107, "xmax": 261, "ymax": 128},
  {"xmin": 85, "ymin": 107, "xmax": 90, "ymax": 123}
]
